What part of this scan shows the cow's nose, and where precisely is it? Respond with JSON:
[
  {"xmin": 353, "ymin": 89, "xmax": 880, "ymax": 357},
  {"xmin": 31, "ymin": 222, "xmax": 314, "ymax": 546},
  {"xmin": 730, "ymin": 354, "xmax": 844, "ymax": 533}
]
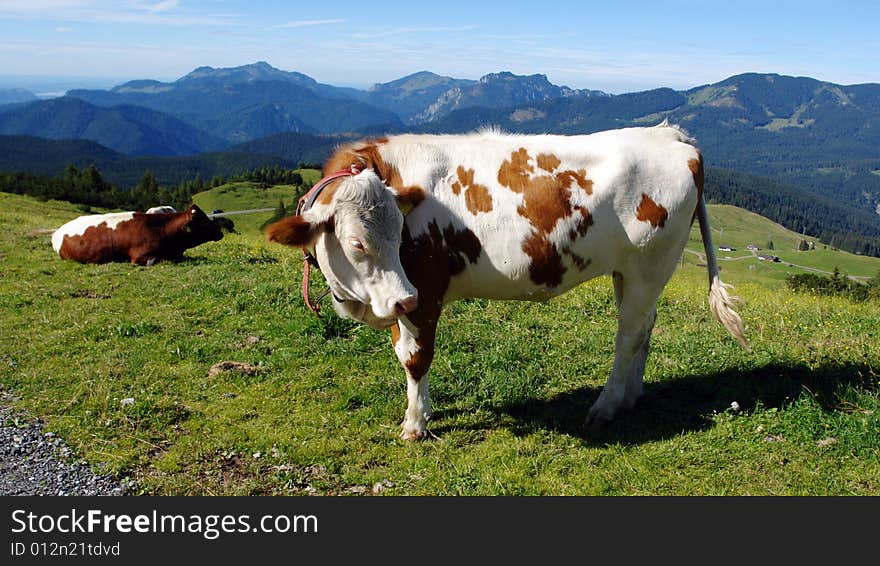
[{"xmin": 393, "ymin": 295, "xmax": 419, "ymax": 316}]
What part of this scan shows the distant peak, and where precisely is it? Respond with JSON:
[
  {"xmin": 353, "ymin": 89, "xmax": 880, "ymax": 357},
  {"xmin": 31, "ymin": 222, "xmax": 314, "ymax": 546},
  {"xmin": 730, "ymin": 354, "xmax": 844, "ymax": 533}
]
[
  {"xmin": 178, "ymin": 62, "xmax": 317, "ymax": 87},
  {"xmin": 182, "ymin": 62, "xmax": 284, "ymax": 77},
  {"xmin": 403, "ymin": 70, "xmax": 440, "ymax": 79},
  {"xmin": 369, "ymin": 71, "xmax": 469, "ymax": 92},
  {"xmin": 478, "ymin": 71, "xmax": 551, "ymax": 84}
]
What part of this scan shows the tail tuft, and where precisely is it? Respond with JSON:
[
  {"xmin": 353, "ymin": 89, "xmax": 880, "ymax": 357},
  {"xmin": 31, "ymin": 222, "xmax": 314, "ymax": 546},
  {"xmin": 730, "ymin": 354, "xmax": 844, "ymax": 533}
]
[{"xmin": 708, "ymin": 275, "xmax": 750, "ymax": 351}]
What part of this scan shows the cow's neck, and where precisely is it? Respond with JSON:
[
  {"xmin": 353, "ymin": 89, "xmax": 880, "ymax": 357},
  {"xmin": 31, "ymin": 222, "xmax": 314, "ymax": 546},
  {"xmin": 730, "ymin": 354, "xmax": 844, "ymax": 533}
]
[{"xmin": 160, "ymin": 213, "xmax": 194, "ymax": 246}]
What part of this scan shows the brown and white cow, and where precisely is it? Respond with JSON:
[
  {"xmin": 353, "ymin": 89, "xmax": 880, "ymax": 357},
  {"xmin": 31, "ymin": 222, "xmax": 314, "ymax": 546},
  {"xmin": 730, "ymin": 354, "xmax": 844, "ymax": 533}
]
[
  {"xmin": 266, "ymin": 123, "xmax": 748, "ymax": 440},
  {"xmin": 52, "ymin": 204, "xmax": 223, "ymax": 265}
]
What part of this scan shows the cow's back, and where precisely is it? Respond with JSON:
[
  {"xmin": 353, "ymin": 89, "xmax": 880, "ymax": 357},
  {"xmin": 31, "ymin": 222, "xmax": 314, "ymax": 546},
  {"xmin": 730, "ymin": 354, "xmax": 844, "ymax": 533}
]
[
  {"xmin": 52, "ymin": 212, "xmax": 137, "ymax": 260},
  {"xmin": 374, "ymin": 126, "xmax": 701, "ymax": 302}
]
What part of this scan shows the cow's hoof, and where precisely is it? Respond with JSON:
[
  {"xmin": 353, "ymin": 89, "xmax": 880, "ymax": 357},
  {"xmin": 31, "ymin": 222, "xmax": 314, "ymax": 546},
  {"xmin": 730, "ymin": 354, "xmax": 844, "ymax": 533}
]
[
  {"xmin": 400, "ymin": 430, "xmax": 428, "ymax": 442},
  {"xmin": 585, "ymin": 405, "xmax": 615, "ymax": 432},
  {"xmin": 400, "ymin": 428, "xmax": 429, "ymax": 441},
  {"xmin": 585, "ymin": 416, "xmax": 612, "ymax": 434}
]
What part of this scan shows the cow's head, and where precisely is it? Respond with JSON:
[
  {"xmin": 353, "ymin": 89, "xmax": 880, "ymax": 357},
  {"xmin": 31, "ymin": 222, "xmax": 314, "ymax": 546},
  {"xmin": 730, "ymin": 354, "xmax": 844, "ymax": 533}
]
[
  {"xmin": 184, "ymin": 204, "xmax": 225, "ymax": 243},
  {"xmin": 266, "ymin": 170, "xmax": 418, "ymax": 329}
]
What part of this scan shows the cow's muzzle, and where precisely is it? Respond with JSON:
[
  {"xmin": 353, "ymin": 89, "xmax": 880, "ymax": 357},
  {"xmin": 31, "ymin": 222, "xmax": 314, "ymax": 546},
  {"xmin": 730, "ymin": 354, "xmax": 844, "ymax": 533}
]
[{"xmin": 392, "ymin": 294, "xmax": 419, "ymax": 317}]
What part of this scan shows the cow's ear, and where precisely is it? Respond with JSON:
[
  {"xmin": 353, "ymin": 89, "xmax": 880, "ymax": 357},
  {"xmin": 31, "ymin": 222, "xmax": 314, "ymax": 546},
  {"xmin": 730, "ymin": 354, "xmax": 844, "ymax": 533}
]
[
  {"xmin": 265, "ymin": 215, "xmax": 326, "ymax": 247},
  {"xmin": 393, "ymin": 185, "xmax": 426, "ymax": 216}
]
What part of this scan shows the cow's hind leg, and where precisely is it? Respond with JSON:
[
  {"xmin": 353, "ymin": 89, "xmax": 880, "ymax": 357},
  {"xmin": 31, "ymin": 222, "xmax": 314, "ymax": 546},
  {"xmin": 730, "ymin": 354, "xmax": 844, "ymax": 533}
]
[
  {"xmin": 612, "ymin": 271, "xmax": 657, "ymax": 409},
  {"xmin": 391, "ymin": 314, "xmax": 437, "ymax": 441},
  {"xmin": 587, "ymin": 271, "xmax": 661, "ymax": 427}
]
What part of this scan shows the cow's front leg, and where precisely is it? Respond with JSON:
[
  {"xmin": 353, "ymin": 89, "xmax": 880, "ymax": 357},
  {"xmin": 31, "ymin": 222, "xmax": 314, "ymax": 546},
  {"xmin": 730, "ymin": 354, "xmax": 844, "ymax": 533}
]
[
  {"xmin": 129, "ymin": 246, "xmax": 157, "ymax": 266},
  {"xmin": 391, "ymin": 313, "xmax": 437, "ymax": 441}
]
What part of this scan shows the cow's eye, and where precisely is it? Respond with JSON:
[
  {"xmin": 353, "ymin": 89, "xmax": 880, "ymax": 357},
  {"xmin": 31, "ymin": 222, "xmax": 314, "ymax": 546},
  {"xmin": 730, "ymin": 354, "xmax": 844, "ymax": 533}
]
[{"xmin": 348, "ymin": 237, "xmax": 366, "ymax": 252}]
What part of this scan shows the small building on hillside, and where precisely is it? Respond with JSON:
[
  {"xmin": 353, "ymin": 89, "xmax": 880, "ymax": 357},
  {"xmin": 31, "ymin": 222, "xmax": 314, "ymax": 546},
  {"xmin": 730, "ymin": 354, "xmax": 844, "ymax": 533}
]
[
  {"xmin": 719, "ymin": 246, "xmax": 736, "ymax": 252},
  {"xmin": 746, "ymin": 243, "xmax": 761, "ymax": 251},
  {"xmin": 757, "ymin": 254, "xmax": 781, "ymax": 262}
]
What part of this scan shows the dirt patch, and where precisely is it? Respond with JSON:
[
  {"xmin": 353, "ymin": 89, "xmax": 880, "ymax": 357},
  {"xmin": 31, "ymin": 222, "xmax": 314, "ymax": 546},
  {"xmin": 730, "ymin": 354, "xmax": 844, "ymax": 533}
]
[
  {"xmin": 69, "ymin": 289, "xmax": 112, "ymax": 299},
  {"xmin": 235, "ymin": 335, "xmax": 261, "ymax": 349}
]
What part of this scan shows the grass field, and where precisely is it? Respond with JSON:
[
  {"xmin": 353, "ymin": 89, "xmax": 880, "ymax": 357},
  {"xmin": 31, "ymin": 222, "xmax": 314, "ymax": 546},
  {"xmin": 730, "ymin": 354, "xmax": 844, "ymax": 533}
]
[
  {"xmin": 685, "ymin": 204, "xmax": 880, "ymax": 282},
  {"xmin": 193, "ymin": 170, "xmax": 323, "ymax": 235},
  {"xmin": 1, "ymin": 190, "xmax": 878, "ymax": 495}
]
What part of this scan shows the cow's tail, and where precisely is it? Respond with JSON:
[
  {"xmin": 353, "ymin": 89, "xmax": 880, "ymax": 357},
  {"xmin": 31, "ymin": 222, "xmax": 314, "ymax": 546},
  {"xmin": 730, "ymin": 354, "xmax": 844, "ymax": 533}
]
[{"xmin": 696, "ymin": 196, "xmax": 750, "ymax": 350}]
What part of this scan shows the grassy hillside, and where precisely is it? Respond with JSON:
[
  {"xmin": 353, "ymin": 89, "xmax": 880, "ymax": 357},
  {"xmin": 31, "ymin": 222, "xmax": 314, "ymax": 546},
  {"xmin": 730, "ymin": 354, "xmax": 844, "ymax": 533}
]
[
  {"xmin": 1, "ymin": 192, "xmax": 878, "ymax": 495},
  {"xmin": 191, "ymin": 170, "xmax": 321, "ymax": 235},
  {"xmin": 685, "ymin": 204, "xmax": 880, "ymax": 283}
]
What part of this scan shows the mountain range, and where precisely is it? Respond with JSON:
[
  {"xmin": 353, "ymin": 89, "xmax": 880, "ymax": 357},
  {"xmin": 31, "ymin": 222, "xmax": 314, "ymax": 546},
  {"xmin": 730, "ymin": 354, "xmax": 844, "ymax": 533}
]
[
  {"xmin": 0, "ymin": 97, "xmax": 227, "ymax": 156},
  {"xmin": 0, "ymin": 88, "xmax": 38, "ymax": 106},
  {"xmin": 0, "ymin": 62, "xmax": 607, "ymax": 150},
  {"xmin": 2, "ymin": 61, "xmax": 880, "ymax": 255}
]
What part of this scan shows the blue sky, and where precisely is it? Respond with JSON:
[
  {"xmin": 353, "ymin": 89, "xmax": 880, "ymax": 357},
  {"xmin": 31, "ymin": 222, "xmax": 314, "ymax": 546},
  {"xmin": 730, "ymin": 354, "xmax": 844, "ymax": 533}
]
[{"xmin": 1, "ymin": 0, "xmax": 878, "ymax": 94}]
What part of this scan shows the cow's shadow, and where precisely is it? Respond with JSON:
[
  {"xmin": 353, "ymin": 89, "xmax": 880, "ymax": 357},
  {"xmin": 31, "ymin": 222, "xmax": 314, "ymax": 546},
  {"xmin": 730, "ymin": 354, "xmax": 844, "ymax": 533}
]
[{"xmin": 431, "ymin": 361, "xmax": 877, "ymax": 446}]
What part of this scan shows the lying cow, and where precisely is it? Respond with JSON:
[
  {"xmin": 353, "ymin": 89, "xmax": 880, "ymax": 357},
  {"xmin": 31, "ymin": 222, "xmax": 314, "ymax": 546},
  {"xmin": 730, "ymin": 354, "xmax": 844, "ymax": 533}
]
[
  {"xmin": 266, "ymin": 123, "xmax": 748, "ymax": 440},
  {"xmin": 52, "ymin": 203, "xmax": 223, "ymax": 265}
]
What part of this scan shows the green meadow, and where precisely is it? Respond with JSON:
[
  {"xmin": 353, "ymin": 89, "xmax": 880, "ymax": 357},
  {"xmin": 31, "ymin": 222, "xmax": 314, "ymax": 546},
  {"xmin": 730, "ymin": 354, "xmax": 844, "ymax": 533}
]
[
  {"xmin": 686, "ymin": 204, "xmax": 880, "ymax": 281},
  {"xmin": 1, "ymin": 188, "xmax": 878, "ymax": 495}
]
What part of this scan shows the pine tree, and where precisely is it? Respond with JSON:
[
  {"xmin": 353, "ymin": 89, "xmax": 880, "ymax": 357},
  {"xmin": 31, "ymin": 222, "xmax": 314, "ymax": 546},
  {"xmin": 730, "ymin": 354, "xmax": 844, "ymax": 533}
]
[{"xmin": 134, "ymin": 170, "xmax": 159, "ymax": 210}]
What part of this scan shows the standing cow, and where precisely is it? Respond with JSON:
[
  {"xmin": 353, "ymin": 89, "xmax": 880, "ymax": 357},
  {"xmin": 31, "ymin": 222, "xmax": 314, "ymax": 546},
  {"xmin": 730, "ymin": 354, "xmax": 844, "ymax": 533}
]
[
  {"xmin": 52, "ymin": 204, "xmax": 223, "ymax": 265},
  {"xmin": 266, "ymin": 123, "xmax": 748, "ymax": 440}
]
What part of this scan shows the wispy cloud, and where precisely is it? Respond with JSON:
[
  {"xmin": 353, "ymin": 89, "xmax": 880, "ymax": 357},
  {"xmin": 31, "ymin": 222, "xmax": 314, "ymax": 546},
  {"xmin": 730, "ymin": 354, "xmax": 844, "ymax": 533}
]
[
  {"xmin": 0, "ymin": 0, "xmax": 91, "ymax": 14},
  {"xmin": 275, "ymin": 19, "xmax": 346, "ymax": 29},
  {"xmin": 0, "ymin": 0, "xmax": 238, "ymax": 27},
  {"xmin": 352, "ymin": 24, "xmax": 479, "ymax": 40},
  {"xmin": 138, "ymin": 0, "xmax": 179, "ymax": 13}
]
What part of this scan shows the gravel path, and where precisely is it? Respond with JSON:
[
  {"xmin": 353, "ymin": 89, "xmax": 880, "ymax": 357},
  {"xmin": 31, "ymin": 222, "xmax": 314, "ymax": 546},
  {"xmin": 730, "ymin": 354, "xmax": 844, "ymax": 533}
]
[{"xmin": 0, "ymin": 398, "xmax": 130, "ymax": 496}]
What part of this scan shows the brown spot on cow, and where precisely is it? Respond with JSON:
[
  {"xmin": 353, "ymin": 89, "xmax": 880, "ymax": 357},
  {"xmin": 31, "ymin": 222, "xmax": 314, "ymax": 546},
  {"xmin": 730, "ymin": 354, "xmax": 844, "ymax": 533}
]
[
  {"xmin": 394, "ymin": 185, "xmax": 426, "ymax": 213},
  {"xmin": 572, "ymin": 206, "xmax": 593, "ymax": 239},
  {"xmin": 497, "ymin": 148, "xmax": 598, "ymax": 287},
  {"xmin": 556, "ymin": 168, "xmax": 593, "ymax": 195},
  {"xmin": 465, "ymin": 184, "xmax": 493, "ymax": 215},
  {"xmin": 571, "ymin": 252, "xmax": 590, "ymax": 271},
  {"xmin": 565, "ymin": 248, "xmax": 591, "ymax": 270},
  {"xmin": 636, "ymin": 193, "xmax": 668, "ymax": 228},
  {"xmin": 497, "ymin": 147, "xmax": 534, "ymax": 192},
  {"xmin": 517, "ymin": 174, "xmax": 572, "ymax": 234},
  {"xmin": 522, "ymin": 232, "xmax": 566, "ymax": 287},
  {"xmin": 453, "ymin": 166, "xmax": 493, "ymax": 215},
  {"xmin": 324, "ymin": 138, "xmax": 426, "ymax": 212},
  {"xmin": 323, "ymin": 138, "xmax": 387, "ymax": 176},
  {"xmin": 391, "ymin": 322, "xmax": 434, "ymax": 380},
  {"xmin": 499, "ymin": 149, "xmax": 594, "ymax": 235},
  {"xmin": 394, "ymin": 220, "xmax": 483, "ymax": 380},
  {"xmin": 315, "ymin": 180, "xmax": 342, "ymax": 205},
  {"xmin": 536, "ymin": 153, "xmax": 561, "ymax": 172}
]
